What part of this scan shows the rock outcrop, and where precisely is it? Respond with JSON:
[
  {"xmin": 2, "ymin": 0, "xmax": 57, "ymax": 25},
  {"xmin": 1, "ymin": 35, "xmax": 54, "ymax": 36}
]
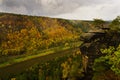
[{"xmin": 79, "ymin": 26, "xmax": 120, "ymax": 80}]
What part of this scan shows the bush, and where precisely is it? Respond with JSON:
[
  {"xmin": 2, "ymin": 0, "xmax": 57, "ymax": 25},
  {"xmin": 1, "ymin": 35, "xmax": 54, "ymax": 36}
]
[{"xmin": 93, "ymin": 45, "xmax": 120, "ymax": 80}]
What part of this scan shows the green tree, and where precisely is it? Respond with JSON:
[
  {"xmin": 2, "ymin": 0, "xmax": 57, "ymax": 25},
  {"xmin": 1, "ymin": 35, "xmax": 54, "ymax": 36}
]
[
  {"xmin": 93, "ymin": 46, "xmax": 120, "ymax": 80},
  {"xmin": 110, "ymin": 16, "xmax": 120, "ymax": 33},
  {"xmin": 93, "ymin": 18, "xmax": 105, "ymax": 28}
]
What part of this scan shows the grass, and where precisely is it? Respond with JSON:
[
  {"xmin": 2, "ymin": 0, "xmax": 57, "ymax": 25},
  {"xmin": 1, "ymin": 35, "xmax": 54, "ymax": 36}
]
[{"xmin": 0, "ymin": 41, "xmax": 82, "ymax": 68}]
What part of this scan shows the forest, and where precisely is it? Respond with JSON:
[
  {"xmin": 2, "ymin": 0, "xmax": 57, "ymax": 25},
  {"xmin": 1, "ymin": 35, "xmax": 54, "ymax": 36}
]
[
  {"xmin": 0, "ymin": 13, "xmax": 120, "ymax": 80},
  {"xmin": 0, "ymin": 13, "xmax": 91, "ymax": 56},
  {"xmin": 0, "ymin": 13, "xmax": 93, "ymax": 68}
]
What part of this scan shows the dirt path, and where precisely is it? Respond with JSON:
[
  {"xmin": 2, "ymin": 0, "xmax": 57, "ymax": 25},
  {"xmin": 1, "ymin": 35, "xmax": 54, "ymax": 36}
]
[{"xmin": 0, "ymin": 48, "xmax": 78, "ymax": 79}]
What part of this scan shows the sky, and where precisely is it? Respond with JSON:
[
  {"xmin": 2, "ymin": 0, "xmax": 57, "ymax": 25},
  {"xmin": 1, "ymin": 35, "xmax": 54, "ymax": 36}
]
[{"xmin": 0, "ymin": 0, "xmax": 120, "ymax": 20}]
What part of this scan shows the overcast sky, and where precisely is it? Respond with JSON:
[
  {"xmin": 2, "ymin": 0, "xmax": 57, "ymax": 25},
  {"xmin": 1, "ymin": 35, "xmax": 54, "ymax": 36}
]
[{"xmin": 0, "ymin": 0, "xmax": 120, "ymax": 20}]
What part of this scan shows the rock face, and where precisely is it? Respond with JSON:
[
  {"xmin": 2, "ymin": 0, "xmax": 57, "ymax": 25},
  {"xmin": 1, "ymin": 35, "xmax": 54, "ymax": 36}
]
[
  {"xmin": 80, "ymin": 29, "xmax": 106, "ymax": 42},
  {"xmin": 79, "ymin": 27, "xmax": 120, "ymax": 80}
]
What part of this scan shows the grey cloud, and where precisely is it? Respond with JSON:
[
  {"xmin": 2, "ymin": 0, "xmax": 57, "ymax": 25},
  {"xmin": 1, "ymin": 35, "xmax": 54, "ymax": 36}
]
[
  {"xmin": 0, "ymin": 0, "xmax": 109, "ymax": 16},
  {"xmin": 3, "ymin": 0, "xmax": 21, "ymax": 7}
]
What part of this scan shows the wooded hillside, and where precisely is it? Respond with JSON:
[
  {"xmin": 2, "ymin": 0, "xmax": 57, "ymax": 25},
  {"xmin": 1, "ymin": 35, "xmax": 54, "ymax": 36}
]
[{"xmin": 0, "ymin": 13, "xmax": 93, "ymax": 56}]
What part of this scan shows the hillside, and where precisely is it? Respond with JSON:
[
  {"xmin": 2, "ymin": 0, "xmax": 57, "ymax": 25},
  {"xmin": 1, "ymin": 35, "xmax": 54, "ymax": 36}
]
[
  {"xmin": 0, "ymin": 13, "xmax": 120, "ymax": 80},
  {"xmin": 0, "ymin": 13, "xmax": 93, "ymax": 56}
]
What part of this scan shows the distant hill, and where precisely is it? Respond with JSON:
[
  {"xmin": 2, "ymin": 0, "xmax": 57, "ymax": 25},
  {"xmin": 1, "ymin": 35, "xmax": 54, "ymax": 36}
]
[{"xmin": 0, "ymin": 12, "xmax": 93, "ymax": 55}]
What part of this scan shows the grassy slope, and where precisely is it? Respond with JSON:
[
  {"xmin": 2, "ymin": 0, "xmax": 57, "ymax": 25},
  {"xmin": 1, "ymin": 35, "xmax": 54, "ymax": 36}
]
[{"xmin": 0, "ymin": 41, "xmax": 82, "ymax": 68}]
